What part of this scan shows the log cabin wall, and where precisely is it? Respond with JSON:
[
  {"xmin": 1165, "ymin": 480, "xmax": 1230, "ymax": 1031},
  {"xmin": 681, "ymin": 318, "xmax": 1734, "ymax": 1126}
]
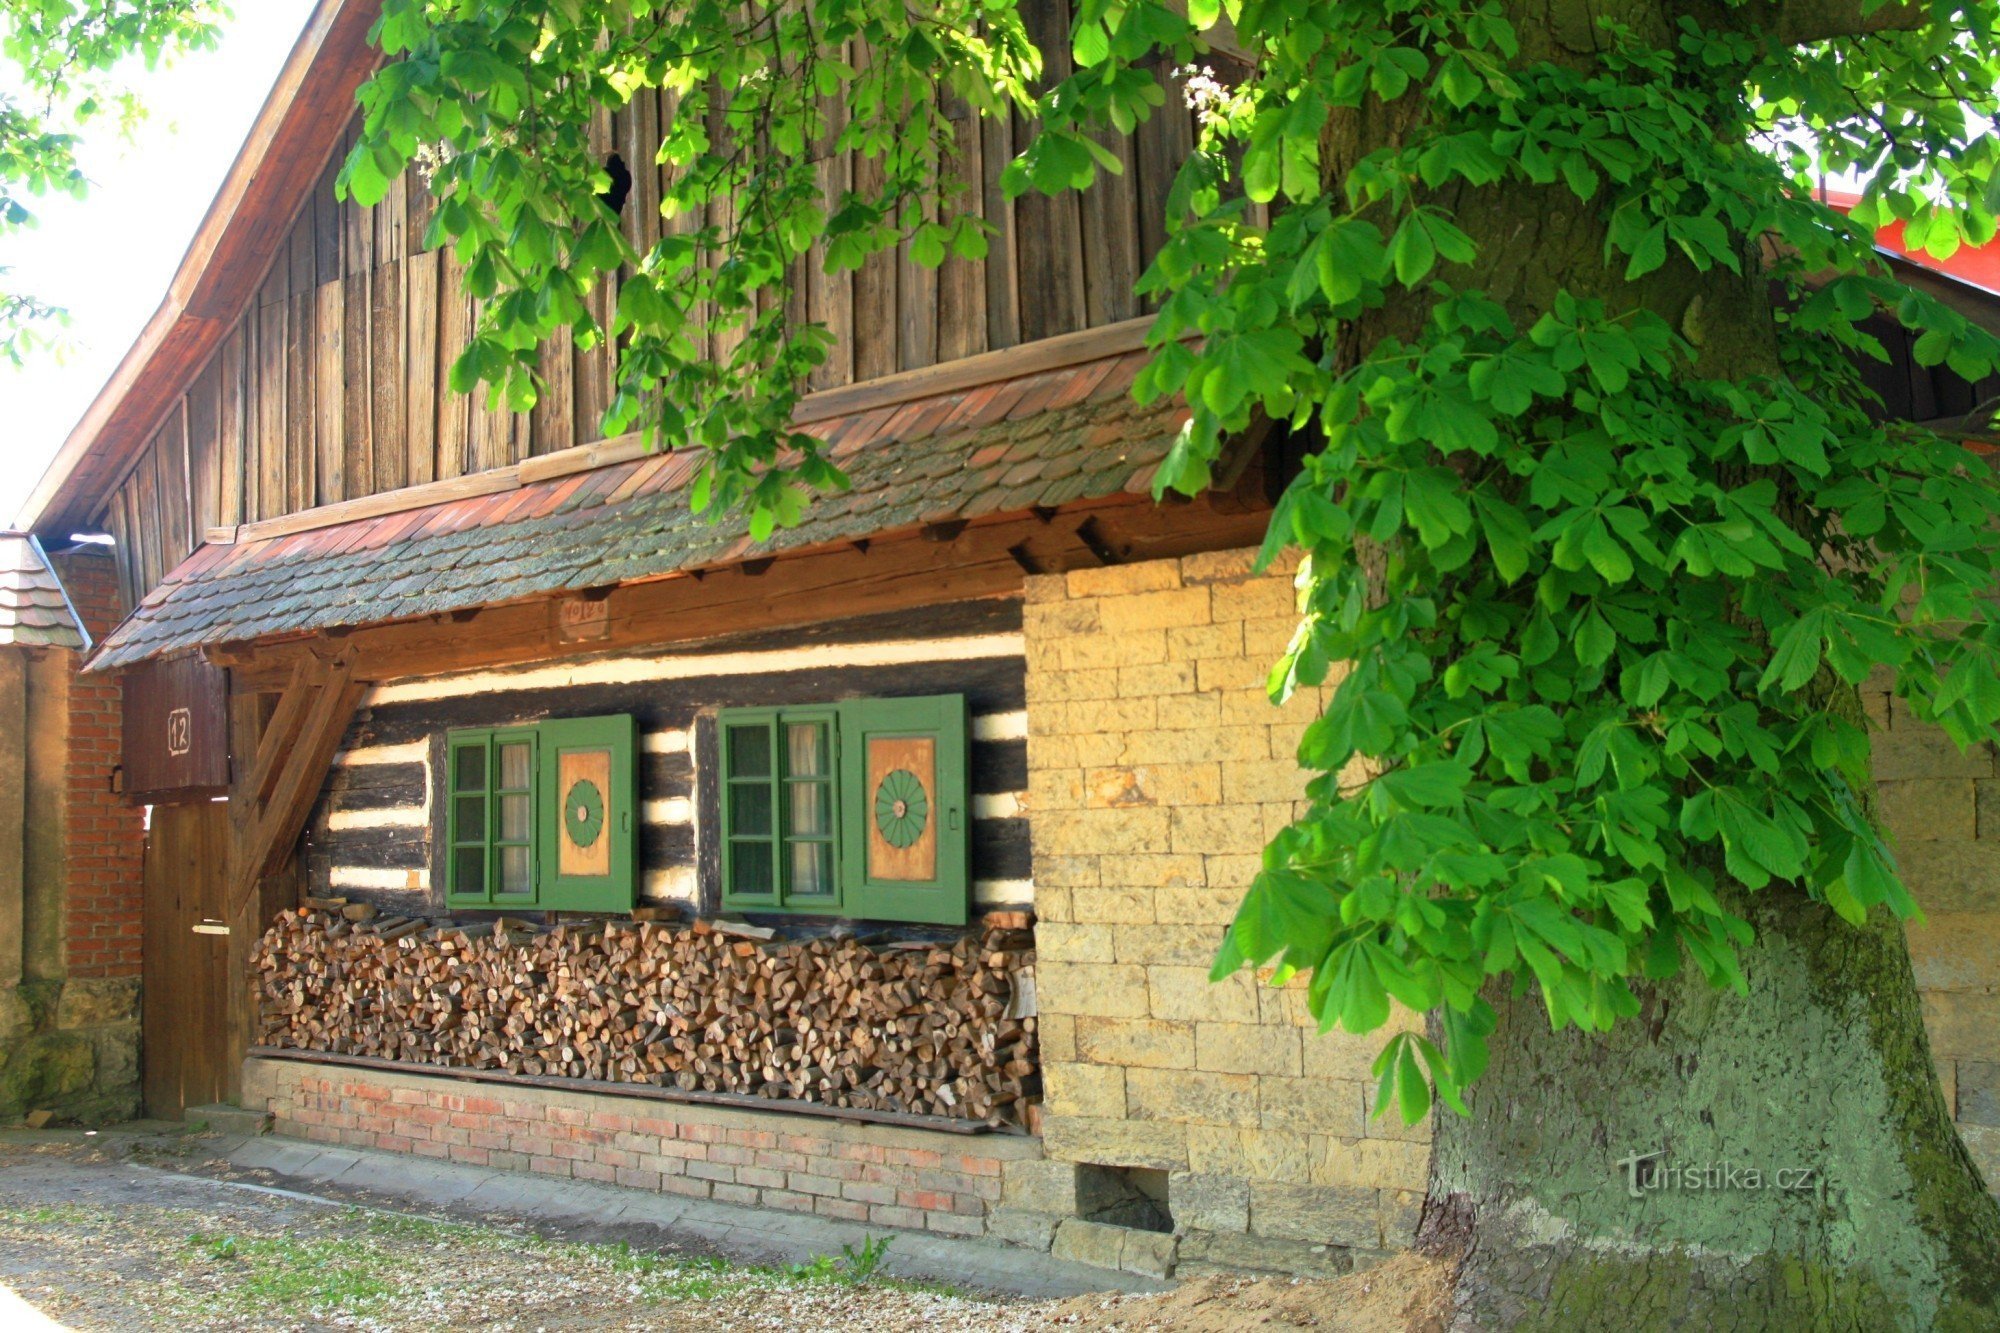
[
  {"xmin": 94, "ymin": 0, "xmax": 1219, "ymax": 612},
  {"xmin": 303, "ymin": 600, "xmax": 1032, "ymax": 926}
]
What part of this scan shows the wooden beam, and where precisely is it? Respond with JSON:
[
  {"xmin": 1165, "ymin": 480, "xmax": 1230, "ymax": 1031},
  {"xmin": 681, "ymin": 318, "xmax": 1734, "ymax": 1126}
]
[{"xmin": 247, "ymin": 655, "xmax": 319, "ymax": 806}]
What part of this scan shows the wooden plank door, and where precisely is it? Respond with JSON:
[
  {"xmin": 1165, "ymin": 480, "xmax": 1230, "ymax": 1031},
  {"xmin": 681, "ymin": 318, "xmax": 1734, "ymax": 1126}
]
[{"xmin": 141, "ymin": 799, "xmax": 232, "ymax": 1117}]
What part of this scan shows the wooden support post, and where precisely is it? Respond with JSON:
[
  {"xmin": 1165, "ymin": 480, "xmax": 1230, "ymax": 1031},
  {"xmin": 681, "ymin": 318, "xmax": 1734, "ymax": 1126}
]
[{"xmin": 223, "ymin": 651, "xmax": 367, "ymax": 1103}]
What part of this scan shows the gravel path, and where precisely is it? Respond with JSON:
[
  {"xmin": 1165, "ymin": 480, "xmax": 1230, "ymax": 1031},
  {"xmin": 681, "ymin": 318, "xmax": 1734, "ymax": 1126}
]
[{"xmin": 0, "ymin": 1138, "xmax": 1047, "ymax": 1332}]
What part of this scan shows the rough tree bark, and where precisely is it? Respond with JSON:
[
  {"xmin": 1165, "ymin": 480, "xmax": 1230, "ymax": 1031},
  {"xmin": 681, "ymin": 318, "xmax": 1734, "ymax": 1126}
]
[{"xmin": 1319, "ymin": 1, "xmax": 2000, "ymax": 1327}]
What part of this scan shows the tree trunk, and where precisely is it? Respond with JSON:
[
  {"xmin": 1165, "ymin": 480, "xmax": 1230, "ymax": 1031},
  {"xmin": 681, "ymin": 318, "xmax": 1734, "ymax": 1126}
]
[
  {"xmin": 1332, "ymin": 2, "xmax": 2000, "ymax": 1325},
  {"xmin": 1416, "ymin": 886, "xmax": 2000, "ymax": 1329}
]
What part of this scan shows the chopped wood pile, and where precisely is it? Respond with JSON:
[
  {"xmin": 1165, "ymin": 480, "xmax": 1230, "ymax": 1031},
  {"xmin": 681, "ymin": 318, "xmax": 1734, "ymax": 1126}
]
[{"xmin": 253, "ymin": 909, "xmax": 1040, "ymax": 1125}]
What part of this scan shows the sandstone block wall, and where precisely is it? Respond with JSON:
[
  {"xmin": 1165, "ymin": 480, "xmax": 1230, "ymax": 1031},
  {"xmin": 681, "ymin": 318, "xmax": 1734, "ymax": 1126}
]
[
  {"xmin": 1020, "ymin": 547, "xmax": 2000, "ymax": 1280},
  {"xmin": 1019, "ymin": 550, "xmax": 1427, "ymax": 1278}
]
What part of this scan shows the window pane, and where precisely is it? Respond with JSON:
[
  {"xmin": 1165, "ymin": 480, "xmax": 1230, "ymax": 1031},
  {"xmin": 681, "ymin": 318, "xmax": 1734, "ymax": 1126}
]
[
  {"xmin": 731, "ymin": 783, "xmax": 772, "ymax": 837},
  {"xmin": 499, "ymin": 741, "xmax": 532, "ymax": 790},
  {"xmin": 789, "ymin": 840, "xmax": 833, "ymax": 898},
  {"xmin": 454, "ymin": 847, "xmax": 485, "ymax": 896},
  {"xmin": 727, "ymin": 724, "xmax": 772, "ymax": 779},
  {"xmin": 786, "ymin": 723, "xmax": 826, "ymax": 778},
  {"xmin": 454, "ymin": 795, "xmax": 486, "ymax": 843},
  {"xmin": 499, "ymin": 793, "xmax": 530, "ymax": 843},
  {"xmin": 730, "ymin": 841, "xmax": 774, "ymax": 895},
  {"xmin": 454, "ymin": 744, "xmax": 486, "ymax": 792},
  {"xmin": 498, "ymin": 845, "xmax": 532, "ymax": 895},
  {"xmin": 788, "ymin": 780, "xmax": 828, "ymax": 837}
]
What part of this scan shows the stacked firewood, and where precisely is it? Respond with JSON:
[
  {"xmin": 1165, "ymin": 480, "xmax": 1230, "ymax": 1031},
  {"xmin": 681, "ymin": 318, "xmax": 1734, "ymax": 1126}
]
[{"xmin": 252, "ymin": 909, "xmax": 1039, "ymax": 1125}]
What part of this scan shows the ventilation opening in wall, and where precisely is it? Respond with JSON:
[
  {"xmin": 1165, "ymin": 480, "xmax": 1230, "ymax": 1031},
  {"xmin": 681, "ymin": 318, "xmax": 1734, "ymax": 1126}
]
[{"xmin": 1077, "ymin": 1164, "xmax": 1173, "ymax": 1233}]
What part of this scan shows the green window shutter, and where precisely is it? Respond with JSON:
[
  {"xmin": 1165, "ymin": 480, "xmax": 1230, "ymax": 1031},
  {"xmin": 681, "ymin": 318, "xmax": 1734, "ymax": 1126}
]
[
  {"xmin": 837, "ymin": 695, "xmax": 969, "ymax": 926},
  {"xmin": 536, "ymin": 714, "xmax": 637, "ymax": 912}
]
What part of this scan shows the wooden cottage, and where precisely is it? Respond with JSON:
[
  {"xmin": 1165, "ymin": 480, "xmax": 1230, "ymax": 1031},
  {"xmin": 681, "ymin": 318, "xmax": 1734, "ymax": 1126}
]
[{"xmin": 20, "ymin": 0, "xmax": 2000, "ymax": 1281}]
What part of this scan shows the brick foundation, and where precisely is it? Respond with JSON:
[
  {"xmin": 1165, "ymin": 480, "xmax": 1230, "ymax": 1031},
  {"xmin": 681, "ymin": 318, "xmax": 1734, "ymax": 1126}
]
[{"xmin": 243, "ymin": 1055, "xmax": 1041, "ymax": 1239}]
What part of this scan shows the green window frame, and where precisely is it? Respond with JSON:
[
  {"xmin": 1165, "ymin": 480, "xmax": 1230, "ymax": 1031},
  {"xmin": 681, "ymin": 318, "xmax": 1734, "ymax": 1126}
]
[
  {"xmin": 445, "ymin": 715, "xmax": 637, "ymax": 911},
  {"xmin": 445, "ymin": 727, "xmax": 540, "ymax": 906},
  {"xmin": 717, "ymin": 695, "xmax": 968, "ymax": 925}
]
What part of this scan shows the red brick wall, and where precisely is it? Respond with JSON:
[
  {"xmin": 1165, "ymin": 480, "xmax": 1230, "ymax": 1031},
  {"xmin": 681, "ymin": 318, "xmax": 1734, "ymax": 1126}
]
[
  {"xmin": 53, "ymin": 549, "xmax": 144, "ymax": 979},
  {"xmin": 245, "ymin": 1056, "xmax": 1041, "ymax": 1239}
]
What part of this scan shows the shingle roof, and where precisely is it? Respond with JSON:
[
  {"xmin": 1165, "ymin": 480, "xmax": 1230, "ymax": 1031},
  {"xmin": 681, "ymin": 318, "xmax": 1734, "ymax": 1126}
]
[
  {"xmin": 0, "ymin": 533, "xmax": 87, "ymax": 651},
  {"xmin": 91, "ymin": 350, "xmax": 1186, "ymax": 671}
]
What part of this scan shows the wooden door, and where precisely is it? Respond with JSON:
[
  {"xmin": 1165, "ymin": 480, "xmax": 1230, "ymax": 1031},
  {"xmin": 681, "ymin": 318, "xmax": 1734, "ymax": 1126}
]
[{"xmin": 142, "ymin": 799, "xmax": 232, "ymax": 1117}]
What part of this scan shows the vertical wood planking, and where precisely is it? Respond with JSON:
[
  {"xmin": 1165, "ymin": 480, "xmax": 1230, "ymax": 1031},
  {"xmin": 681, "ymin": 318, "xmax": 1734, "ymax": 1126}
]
[
  {"xmin": 1132, "ymin": 58, "xmax": 1193, "ymax": 302},
  {"xmin": 937, "ymin": 100, "xmax": 988, "ymax": 364},
  {"xmin": 1080, "ymin": 124, "xmax": 1141, "ymax": 326},
  {"xmin": 1014, "ymin": 0, "xmax": 1088, "ymax": 342},
  {"xmin": 436, "ymin": 252, "xmax": 472, "ymax": 481},
  {"xmin": 186, "ymin": 362, "xmax": 222, "ymax": 538},
  {"xmin": 371, "ymin": 259, "xmax": 407, "ymax": 492},
  {"xmin": 285, "ymin": 289, "xmax": 316, "ymax": 513},
  {"xmin": 532, "ymin": 332, "xmax": 576, "ymax": 456},
  {"xmin": 218, "ymin": 326, "xmax": 247, "ymax": 526},
  {"xmin": 404, "ymin": 251, "xmax": 439, "ymax": 487},
  {"xmin": 806, "ymin": 62, "xmax": 854, "ymax": 392},
  {"xmin": 342, "ymin": 269, "xmax": 373, "ymax": 502},
  {"xmin": 312, "ymin": 151, "xmax": 344, "ymax": 286},
  {"xmin": 315, "ymin": 277, "xmax": 347, "ymax": 505},
  {"xmin": 850, "ymin": 65, "xmax": 897, "ymax": 385},
  {"xmin": 256, "ymin": 300, "xmax": 288, "ymax": 521},
  {"xmin": 980, "ymin": 108, "xmax": 1022, "ymax": 352}
]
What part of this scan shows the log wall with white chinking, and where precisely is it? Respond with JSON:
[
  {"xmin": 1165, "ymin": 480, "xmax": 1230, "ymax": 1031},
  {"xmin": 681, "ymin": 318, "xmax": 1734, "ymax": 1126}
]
[{"xmin": 304, "ymin": 599, "xmax": 1034, "ymax": 921}]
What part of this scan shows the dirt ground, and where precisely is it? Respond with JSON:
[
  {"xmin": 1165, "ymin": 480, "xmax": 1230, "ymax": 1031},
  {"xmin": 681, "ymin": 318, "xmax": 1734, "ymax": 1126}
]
[{"xmin": 0, "ymin": 1138, "xmax": 1446, "ymax": 1332}]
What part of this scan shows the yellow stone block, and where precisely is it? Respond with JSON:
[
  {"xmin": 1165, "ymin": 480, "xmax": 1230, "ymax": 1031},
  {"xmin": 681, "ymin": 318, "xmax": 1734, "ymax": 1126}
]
[
  {"xmin": 1045, "ymin": 1061, "xmax": 1128, "ymax": 1119},
  {"xmin": 1071, "ymin": 887, "xmax": 1159, "ymax": 925},
  {"xmin": 1309, "ymin": 1135, "xmax": 1431, "ymax": 1193},
  {"xmin": 1025, "ymin": 598, "xmax": 1103, "ymax": 638},
  {"xmin": 1098, "ymin": 587, "xmax": 1215, "ymax": 634},
  {"xmin": 1067, "ymin": 560, "xmax": 1184, "ymax": 599},
  {"xmin": 1039, "ymin": 1012, "xmax": 1078, "ymax": 1062},
  {"xmin": 1172, "ymin": 804, "xmax": 1269, "ymax": 856},
  {"xmin": 1076, "ymin": 1015, "xmax": 1197, "ymax": 1070},
  {"xmin": 1156, "ymin": 692, "xmax": 1224, "ymax": 732},
  {"xmin": 1923, "ymin": 991, "xmax": 2000, "ymax": 1063},
  {"xmin": 1361, "ymin": 1083, "xmax": 1435, "ymax": 1143},
  {"xmin": 1149, "ymin": 965, "xmax": 1261, "ymax": 1023},
  {"xmin": 1118, "ymin": 661, "xmax": 1198, "ymax": 697},
  {"xmin": 1044, "ymin": 1115, "xmax": 1189, "ymax": 1171},
  {"xmin": 1167, "ymin": 621, "xmax": 1247, "ymax": 660},
  {"xmin": 1033, "ymin": 807, "xmax": 1172, "ymax": 858},
  {"xmin": 1186, "ymin": 1125, "xmax": 1313, "ymax": 1182},
  {"xmin": 1038, "ymin": 962, "xmax": 1152, "ymax": 1018},
  {"xmin": 1115, "ymin": 923, "xmax": 1225, "ymax": 968},
  {"xmin": 1054, "ymin": 627, "xmax": 1169, "ymax": 671},
  {"xmin": 1025, "ymin": 571, "xmax": 1070, "ymax": 603},
  {"xmin": 1083, "ymin": 763, "xmax": 1222, "ymax": 811},
  {"xmin": 1038, "ymin": 923, "xmax": 1118, "ymax": 963},
  {"xmin": 1196, "ymin": 1022, "xmax": 1303, "ymax": 1077},
  {"xmin": 1098, "ymin": 852, "xmax": 1210, "ymax": 889},
  {"xmin": 1119, "ymin": 725, "xmax": 1273, "ymax": 766},
  {"xmin": 1160, "ymin": 880, "xmax": 1248, "ymax": 924},
  {"xmin": 1260, "ymin": 1076, "xmax": 1368, "ymax": 1137},
  {"xmin": 1180, "ymin": 548, "xmax": 1266, "ymax": 586},
  {"xmin": 1126, "ymin": 1067, "xmax": 1262, "ymax": 1128},
  {"xmin": 1224, "ymin": 758, "xmax": 1313, "ymax": 806}
]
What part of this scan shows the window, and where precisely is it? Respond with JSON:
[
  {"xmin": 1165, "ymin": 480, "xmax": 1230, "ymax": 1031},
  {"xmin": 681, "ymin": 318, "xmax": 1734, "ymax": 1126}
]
[
  {"xmin": 445, "ymin": 715, "xmax": 636, "ymax": 912},
  {"xmin": 718, "ymin": 695, "xmax": 968, "ymax": 925}
]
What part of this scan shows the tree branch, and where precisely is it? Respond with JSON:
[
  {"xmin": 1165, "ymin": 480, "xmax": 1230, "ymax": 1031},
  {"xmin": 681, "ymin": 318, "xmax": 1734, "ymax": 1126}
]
[{"xmin": 1774, "ymin": 0, "xmax": 1927, "ymax": 45}]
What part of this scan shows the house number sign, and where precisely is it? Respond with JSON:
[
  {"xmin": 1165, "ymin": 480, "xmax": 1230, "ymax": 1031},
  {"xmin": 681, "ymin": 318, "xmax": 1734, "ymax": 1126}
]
[{"xmin": 166, "ymin": 706, "xmax": 193, "ymax": 757}]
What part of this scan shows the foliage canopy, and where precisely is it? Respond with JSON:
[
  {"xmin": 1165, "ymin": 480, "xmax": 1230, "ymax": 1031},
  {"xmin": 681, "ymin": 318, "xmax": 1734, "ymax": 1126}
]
[
  {"xmin": 346, "ymin": 0, "xmax": 2000, "ymax": 1121},
  {"xmin": 0, "ymin": 1, "xmax": 226, "ymax": 364}
]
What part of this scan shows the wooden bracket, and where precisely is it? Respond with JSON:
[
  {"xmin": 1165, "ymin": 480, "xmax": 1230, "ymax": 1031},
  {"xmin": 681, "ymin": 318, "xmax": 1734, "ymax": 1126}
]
[{"xmin": 229, "ymin": 651, "xmax": 366, "ymax": 910}]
